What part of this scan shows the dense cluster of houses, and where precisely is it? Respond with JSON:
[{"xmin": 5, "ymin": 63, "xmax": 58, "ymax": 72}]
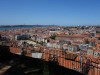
[
  {"xmin": 0, "ymin": 26, "xmax": 100, "ymax": 75},
  {"xmin": 0, "ymin": 26, "xmax": 100, "ymax": 58}
]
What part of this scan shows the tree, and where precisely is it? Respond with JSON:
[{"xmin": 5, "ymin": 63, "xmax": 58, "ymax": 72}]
[{"xmin": 50, "ymin": 35, "xmax": 56, "ymax": 40}]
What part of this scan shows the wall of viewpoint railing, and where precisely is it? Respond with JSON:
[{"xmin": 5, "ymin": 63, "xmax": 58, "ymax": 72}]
[{"xmin": 42, "ymin": 50, "xmax": 100, "ymax": 75}]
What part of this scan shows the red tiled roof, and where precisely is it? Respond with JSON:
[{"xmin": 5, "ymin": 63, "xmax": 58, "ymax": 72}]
[{"xmin": 10, "ymin": 47, "xmax": 21, "ymax": 54}]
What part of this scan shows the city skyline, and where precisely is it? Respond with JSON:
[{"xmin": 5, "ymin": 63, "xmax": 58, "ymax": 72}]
[{"xmin": 0, "ymin": 0, "xmax": 100, "ymax": 25}]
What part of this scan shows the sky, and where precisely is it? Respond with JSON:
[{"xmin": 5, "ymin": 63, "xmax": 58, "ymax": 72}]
[{"xmin": 0, "ymin": 0, "xmax": 100, "ymax": 25}]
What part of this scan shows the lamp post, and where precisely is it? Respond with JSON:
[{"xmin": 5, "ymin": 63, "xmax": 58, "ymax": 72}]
[{"xmin": 80, "ymin": 49, "xmax": 83, "ymax": 72}]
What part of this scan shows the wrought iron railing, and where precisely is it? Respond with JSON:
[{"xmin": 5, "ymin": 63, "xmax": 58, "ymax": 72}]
[{"xmin": 42, "ymin": 50, "xmax": 100, "ymax": 75}]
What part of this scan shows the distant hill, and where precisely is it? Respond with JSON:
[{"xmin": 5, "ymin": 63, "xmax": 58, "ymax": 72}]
[{"xmin": 0, "ymin": 25, "xmax": 58, "ymax": 28}]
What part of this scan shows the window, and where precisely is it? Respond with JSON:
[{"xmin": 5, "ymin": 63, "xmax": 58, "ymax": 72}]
[{"xmin": 98, "ymin": 53, "xmax": 100, "ymax": 56}]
